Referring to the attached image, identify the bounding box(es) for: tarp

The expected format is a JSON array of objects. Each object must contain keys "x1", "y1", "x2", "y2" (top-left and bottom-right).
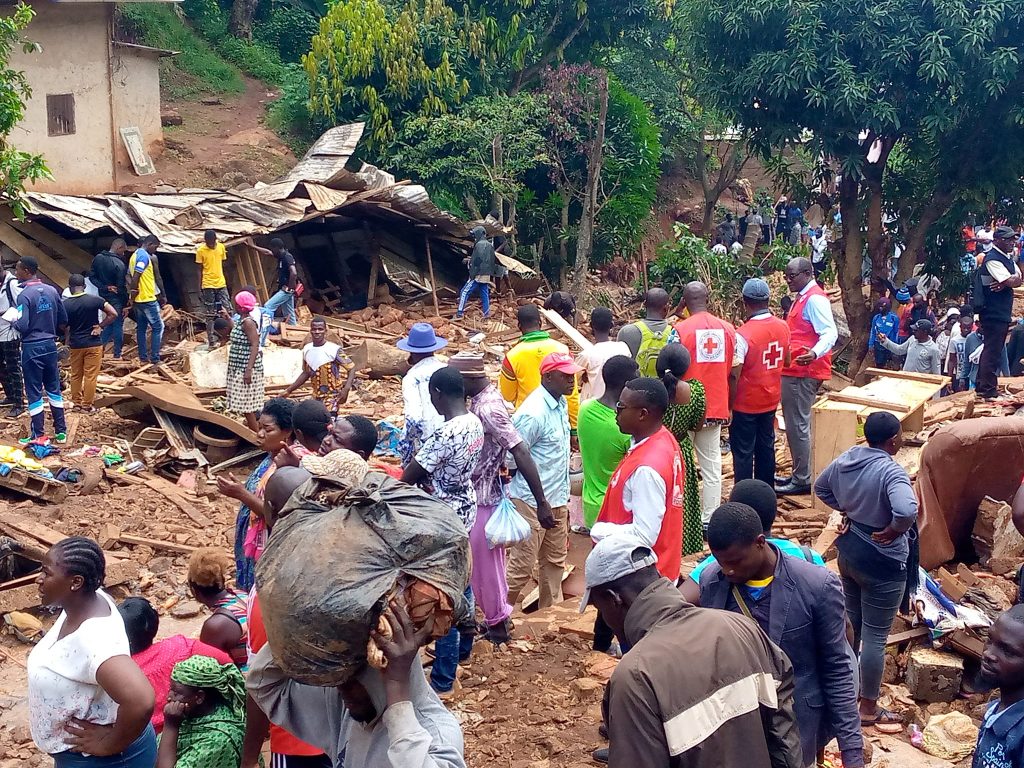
[{"x1": 916, "y1": 417, "x2": 1024, "y2": 568}]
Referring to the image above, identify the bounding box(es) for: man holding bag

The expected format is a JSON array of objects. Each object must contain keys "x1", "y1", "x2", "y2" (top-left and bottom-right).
[{"x1": 449, "y1": 351, "x2": 550, "y2": 645}]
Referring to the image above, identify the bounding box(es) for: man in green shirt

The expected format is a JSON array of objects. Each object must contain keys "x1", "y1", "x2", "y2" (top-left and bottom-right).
[{"x1": 577, "y1": 355, "x2": 638, "y2": 530}]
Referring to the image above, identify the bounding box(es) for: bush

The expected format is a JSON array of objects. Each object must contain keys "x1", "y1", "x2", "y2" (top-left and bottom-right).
[
  {"x1": 267, "y1": 64, "x2": 331, "y2": 152},
  {"x1": 256, "y1": 3, "x2": 319, "y2": 62}
]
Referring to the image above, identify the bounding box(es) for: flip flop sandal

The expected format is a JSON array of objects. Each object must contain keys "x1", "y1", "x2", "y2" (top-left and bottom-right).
[{"x1": 862, "y1": 708, "x2": 903, "y2": 733}]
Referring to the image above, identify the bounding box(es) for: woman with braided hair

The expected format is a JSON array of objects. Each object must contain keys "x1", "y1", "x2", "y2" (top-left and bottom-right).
[
  {"x1": 156, "y1": 656, "x2": 247, "y2": 768},
  {"x1": 27, "y1": 537, "x2": 157, "y2": 767}
]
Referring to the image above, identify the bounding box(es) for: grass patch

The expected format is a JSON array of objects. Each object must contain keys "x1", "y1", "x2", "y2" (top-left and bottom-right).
[{"x1": 118, "y1": 4, "x2": 245, "y2": 97}]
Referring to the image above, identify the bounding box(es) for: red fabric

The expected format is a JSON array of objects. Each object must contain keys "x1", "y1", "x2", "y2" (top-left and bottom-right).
[
  {"x1": 734, "y1": 316, "x2": 791, "y2": 414},
  {"x1": 781, "y1": 284, "x2": 832, "y2": 380},
  {"x1": 133, "y1": 635, "x2": 231, "y2": 733},
  {"x1": 371, "y1": 458, "x2": 404, "y2": 479},
  {"x1": 674, "y1": 311, "x2": 736, "y2": 420},
  {"x1": 248, "y1": 593, "x2": 326, "y2": 757},
  {"x1": 597, "y1": 427, "x2": 685, "y2": 581}
]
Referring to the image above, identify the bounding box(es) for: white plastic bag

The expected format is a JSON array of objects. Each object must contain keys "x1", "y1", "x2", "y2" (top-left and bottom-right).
[{"x1": 485, "y1": 495, "x2": 532, "y2": 549}]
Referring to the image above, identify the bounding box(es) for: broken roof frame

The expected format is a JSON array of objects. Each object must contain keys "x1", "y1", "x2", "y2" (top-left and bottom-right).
[{"x1": 18, "y1": 122, "x2": 536, "y2": 277}]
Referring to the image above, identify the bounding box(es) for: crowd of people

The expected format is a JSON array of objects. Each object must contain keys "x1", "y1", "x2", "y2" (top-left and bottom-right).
[{"x1": 9, "y1": 216, "x2": 1024, "y2": 768}]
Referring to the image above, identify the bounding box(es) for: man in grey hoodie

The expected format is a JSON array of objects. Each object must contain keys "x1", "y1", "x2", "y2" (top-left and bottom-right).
[
  {"x1": 814, "y1": 411, "x2": 918, "y2": 730},
  {"x1": 456, "y1": 226, "x2": 498, "y2": 319}
]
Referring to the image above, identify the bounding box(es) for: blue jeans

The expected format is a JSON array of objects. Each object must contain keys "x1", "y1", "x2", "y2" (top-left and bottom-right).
[
  {"x1": 22, "y1": 339, "x2": 66, "y2": 438},
  {"x1": 53, "y1": 724, "x2": 156, "y2": 767},
  {"x1": 134, "y1": 301, "x2": 163, "y2": 363},
  {"x1": 100, "y1": 306, "x2": 124, "y2": 358},
  {"x1": 456, "y1": 279, "x2": 490, "y2": 317},
  {"x1": 431, "y1": 588, "x2": 475, "y2": 693},
  {"x1": 264, "y1": 288, "x2": 297, "y2": 325},
  {"x1": 839, "y1": 554, "x2": 905, "y2": 700}
]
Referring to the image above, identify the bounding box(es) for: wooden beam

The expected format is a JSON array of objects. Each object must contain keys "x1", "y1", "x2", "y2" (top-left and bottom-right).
[
  {"x1": 540, "y1": 308, "x2": 593, "y2": 351},
  {"x1": 886, "y1": 626, "x2": 930, "y2": 646},
  {"x1": 4, "y1": 211, "x2": 93, "y2": 272},
  {"x1": 0, "y1": 219, "x2": 70, "y2": 285},
  {"x1": 424, "y1": 235, "x2": 440, "y2": 317},
  {"x1": 825, "y1": 391, "x2": 912, "y2": 412},
  {"x1": 864, "y1": 368, "x2": 948, "y2": 385},
  {"x1": 116, "y1": 533, "x2": 197, "y2": 554}
]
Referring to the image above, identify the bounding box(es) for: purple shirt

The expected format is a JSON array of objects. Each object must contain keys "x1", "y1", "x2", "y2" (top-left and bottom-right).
[{"x1": 469, "y1": 384, "x2": 523, "y2": 506}]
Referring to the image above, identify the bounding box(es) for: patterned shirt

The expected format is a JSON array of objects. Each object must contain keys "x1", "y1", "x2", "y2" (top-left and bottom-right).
[
  {"x1": 415, "y1": 412, "x2": 485, "y2": 530},
  {"x1": 974, "y1": 699, "x2": 1024, "y2": 768},
  {"x1": 302, "y1": 341, "x2": 354, "y2": 413},
  {"x1": 469, "y1": 384, "x2": 523, "y2": 506},
  {"x1": 398, "y1": 356, "x2": 446, "y2": 466}
]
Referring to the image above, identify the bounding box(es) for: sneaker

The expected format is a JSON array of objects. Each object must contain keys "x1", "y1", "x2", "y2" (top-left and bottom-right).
[
  {"x1": 54, "y1": 433, "x2": 67, "y2": 445},
  {"x1": 592, "y1": 747, "x2": 609, "y2": 764},
  {"x1": 6, "y1": 406, "x2": 24, "y2": 418}
]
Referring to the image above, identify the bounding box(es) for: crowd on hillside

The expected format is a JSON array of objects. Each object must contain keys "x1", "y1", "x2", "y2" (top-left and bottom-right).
[{"x1": 4, "y1": 218, "x2": 1024, "y2": 768}]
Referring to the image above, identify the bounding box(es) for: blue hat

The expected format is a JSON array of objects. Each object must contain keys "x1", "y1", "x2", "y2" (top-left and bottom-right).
[
  {"x1": 742, "y1": 278, "x2": 771, "y2": 301},
  {"x1": 895, "y1": 288, "x2": 911, "y2": 303},
  {"x1": 396, "y1": 322, "x2": 448, "y2": 353}
]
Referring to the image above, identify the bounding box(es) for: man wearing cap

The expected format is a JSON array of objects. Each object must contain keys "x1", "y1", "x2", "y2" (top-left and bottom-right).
[
  {"x1": 975, "y1": 225, "x2": 1022, "y2": 399},
  {"x1": 449, "y1": 350, "x2": 551, "y2": 645},
  {"x1": 500, "y1": 304, "x2": 580, "y2": 433},
  {"x1": 777, "y1": 257, "x2": 837, "y2": 496},
  {"x1": 730, "y1": 279, "x2": 791, "y2": 486},
  {"x1": 581, "y1": 537, "x2": 803, "y2": 768},
  {"x1": 396, "y1": 323, "x2": 448, "y2": 466},
  {"x1": 673, "y1": 281, "x2": 736, "y2": 519},
  {"x1": 877, "y1": 318, "x2": 942, "y2": 375},
  {"x1": 506, "y1": 351, "x2": 580, "y2": 610}
]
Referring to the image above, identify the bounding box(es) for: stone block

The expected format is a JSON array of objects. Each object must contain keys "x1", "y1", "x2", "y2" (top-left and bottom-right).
[{"x1": 906, "y1": 648, "x2": 964, "y2": 703}]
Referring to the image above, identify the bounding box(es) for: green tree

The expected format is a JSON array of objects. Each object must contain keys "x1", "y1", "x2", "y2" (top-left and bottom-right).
[
  {"x1": 676, "y1": 0, "x2": 1024, "y2": 368},
  {"x1": 0, "y1": 3, "x2": 48, "y2": 216}
]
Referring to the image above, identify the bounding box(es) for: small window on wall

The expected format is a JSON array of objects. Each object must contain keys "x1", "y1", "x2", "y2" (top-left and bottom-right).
[{"x1": 46, "y1": 93, "x2": 75, "y2": 136}]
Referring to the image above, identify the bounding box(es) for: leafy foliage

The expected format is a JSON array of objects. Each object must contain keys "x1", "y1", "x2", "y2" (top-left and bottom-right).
[{"x1": 0, "y1": 3, "x2": 49, "y2": 213}]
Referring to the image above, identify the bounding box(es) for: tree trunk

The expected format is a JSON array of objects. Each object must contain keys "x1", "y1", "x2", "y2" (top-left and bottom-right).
[
  {"x1": 569, "y1": 71, "x2": 609, "y2": 298},
  {"x1": 836, "y1": 174, "x2": 871, "y2": 376},
  {"x1": 228, "y1": 0, "x2": 259, "y2": 39},
  {"x1": 694, "y1": 139, "x2": 748, "y2": 236}
]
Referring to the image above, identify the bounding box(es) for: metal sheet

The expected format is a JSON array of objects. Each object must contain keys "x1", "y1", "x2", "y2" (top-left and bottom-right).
[
  {"x1": 284, "y1": 123, "x2": 365, "y2": 184},
  {"x1": 305, "y1": 184, "x2": 350, "y2": 212}
]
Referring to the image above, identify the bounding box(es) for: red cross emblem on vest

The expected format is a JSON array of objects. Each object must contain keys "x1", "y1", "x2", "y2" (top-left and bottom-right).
[
  {"x1": 762, "y1": 341, "x2": 784, "y2": 369},
  {"x1": 701, "y1": 335, "x2": 720, "y2": 358}
]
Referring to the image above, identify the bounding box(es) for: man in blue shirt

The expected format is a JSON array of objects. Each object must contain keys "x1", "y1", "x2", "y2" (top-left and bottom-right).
[
  {"x1": 869, "y1": 297, "x2": 900, "y2": 368},
  {"x1": 506, "y1": 351, "x2": 580, "y2": 611},
  {"x1": 12, "y1": 257, "x2": 68, "y2": 442},
  {"x1": 975, "y1": 605, "x2": 1024, "y2": 768}
]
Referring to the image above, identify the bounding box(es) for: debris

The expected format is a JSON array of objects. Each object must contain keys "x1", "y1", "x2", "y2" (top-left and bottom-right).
[
  {"x1": 170, "y1": 600, "x2": 203, "y2": 619},
  {"x1": 919, "y1": 712, "x2": 978, "y2": 761},
  {"x1": 540, "y1": 308, "x2": 593, "y2": 351},
  {"x1": 0, "y1": 467, "x2": 67, "y2": 503},
  {"x1": 936, "y1": 567, "x2": 969, "y2": 603},
  {"x1": 971, "y1": 496, "x2": 1024, "y2": 563},
  {"x1": 905, "y1": 648, "x2": 964, "y2": 703}
]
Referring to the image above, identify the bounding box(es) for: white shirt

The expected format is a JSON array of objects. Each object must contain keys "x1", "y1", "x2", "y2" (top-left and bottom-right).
[
  {"x1": 589, "y1": 436, "x2": 667, "y2": 547},
  {"x1": 28, "y1": 591, "x2": 130, "y2": 754},
  {"x1": 400, "y1": 356, "x2": 446, "y2": 464},
  {"x1": 983, "y1": 246, "x2": 1021, "y2": 284},
  {"x1": 0, "y1": 272, "x2": 22, "y2": 342},
  {"x1": 575, "y1": 340, "x2": 631, "y2": 401},
  {"x1": 799, "y1": 280, "x2": 839, "y2": 359},
  {"x1": 302, "y1": 340, "x2": 342, "y2": 371},
  {"x1": 945, "y1": 323, "x2": 963, "y2": 367}
]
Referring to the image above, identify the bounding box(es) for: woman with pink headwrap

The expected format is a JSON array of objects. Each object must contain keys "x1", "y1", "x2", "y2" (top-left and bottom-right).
[{"x1": 225, "y1": 291, "x2": 264, "y2": 432}]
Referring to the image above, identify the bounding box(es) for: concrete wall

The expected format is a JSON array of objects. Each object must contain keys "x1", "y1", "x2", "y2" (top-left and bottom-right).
[{"x1": 111, "y1": 46, "x2": 164, "y2": 180}]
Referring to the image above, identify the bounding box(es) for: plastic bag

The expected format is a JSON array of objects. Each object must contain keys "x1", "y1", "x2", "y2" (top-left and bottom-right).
[
  {"x1": 485, "y1": 495, "x2": 532, "y2": 549},
  {"x1": 256, "y1": 471, "x2": 470, "y2": 686}
]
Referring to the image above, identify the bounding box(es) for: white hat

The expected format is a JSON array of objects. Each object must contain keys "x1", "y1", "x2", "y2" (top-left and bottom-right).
[
  {"x1": 976, "y1": 228, "x2": 994, "y2": 243},
  {"x1": 579, "y1": 536, "x2": 657, "y2": 613},
  {"x1": 943, "y1": 307, "x2": 961, "y2": 321}
]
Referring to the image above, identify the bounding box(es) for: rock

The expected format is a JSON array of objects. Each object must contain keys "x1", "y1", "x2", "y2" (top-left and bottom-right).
[
  {"x1": 972, "y1": 496, "x2": 1024, "y2": 563},
  {"x1": 987, "y1": 557, "x2": 1022, "y2": 577},
  {"x1": 5, "y1": 723, "x2": 31, "y2": 744},
  {"x1": 200, "y1": 97, "x2": 223, "y2": 105},
  {"x1": 906, "y1": 648, "x2": 964, "y2": 703},
  {"x1": 583, "y1": 652, "x2": 618, "y2": 682},
  {"x1": 148, "y1": 556, "x2": 174, "y2": 575},
  {"x1": 170, "y1": 600, "x2": 203, "y2": 619},
  {"x1": 160, "y1": 111, "x2": 183, "y2": 127},
  {"x1": 569, "y1": 677, "x2": 604, "y2": 702}
]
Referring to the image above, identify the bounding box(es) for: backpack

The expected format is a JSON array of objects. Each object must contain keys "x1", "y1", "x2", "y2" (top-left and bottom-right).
[{"x1": 635, "y1": 320, "x2": 672, "y2": 377}]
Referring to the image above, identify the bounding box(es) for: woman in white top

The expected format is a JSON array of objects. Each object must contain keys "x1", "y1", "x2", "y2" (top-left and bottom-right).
[{"x1": 27, "y1": 537, "x2": 156, "y2": 767}]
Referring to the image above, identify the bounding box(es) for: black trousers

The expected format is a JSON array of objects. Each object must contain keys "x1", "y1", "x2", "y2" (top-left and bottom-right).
[
  {"x1": 593, "y1": 611, "x2": 631, "y2": 654},
  {"x1": 977, "y1": 318, "x2": 1010, "y2": 398},
  {"x1": 730, "y1": 409, "x2": 777, "y2": 486}
]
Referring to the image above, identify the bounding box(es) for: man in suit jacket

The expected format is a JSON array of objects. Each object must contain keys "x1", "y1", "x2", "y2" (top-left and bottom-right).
[{"x1": 699, "y1": 502, "x2": 863, "y2": 768}]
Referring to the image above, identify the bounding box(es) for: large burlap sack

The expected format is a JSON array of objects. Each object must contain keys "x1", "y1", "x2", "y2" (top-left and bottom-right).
[
  {"x1": 256, "y1": 471, "x2": 470, "y2": 686},
  {"x1": 920, "y1": 712, "x2": 979, "y2": 761}
]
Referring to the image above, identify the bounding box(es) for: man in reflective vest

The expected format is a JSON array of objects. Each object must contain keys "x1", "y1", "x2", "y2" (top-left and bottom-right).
[{"x1": 777, "y1": 258, "x2": 837, "y2": 495}]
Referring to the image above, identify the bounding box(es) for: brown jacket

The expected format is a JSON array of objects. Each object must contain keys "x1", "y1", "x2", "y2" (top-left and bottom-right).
[{"x1": 606, "y1": 579, "x2": 804, "y2": 768}]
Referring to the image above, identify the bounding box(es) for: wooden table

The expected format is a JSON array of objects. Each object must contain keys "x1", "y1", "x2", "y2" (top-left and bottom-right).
[{"x1": 809, "y1": 368, "x2": 946, "y2": 511}]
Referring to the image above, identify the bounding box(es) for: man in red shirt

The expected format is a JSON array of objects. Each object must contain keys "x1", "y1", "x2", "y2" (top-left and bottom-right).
[
  {"x1": 777, "y1": 258, "x2": 837, "y2": 495},
  {"x1": 674, "y1": 281, "x2": 736, "y2": 526},
  {"x1": 730, "y1": 278, "x2": 791, "y2": 486}
]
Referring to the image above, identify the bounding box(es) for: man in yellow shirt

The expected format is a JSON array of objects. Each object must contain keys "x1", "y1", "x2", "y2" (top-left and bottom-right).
[
  {"x1": 500, "y1": 304, "x2": 579, "y2": 432},
  {"x1": 196, "y1": 229, "x2": 230, "y2": 349},
  {"x1": 129, "y1": 234, "x2": 165, "y2": 366}
]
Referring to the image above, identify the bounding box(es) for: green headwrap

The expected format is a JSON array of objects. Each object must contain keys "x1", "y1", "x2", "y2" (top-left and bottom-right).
[{"x1": 171, "y1": 655, "x2": 246, "y2": 722}]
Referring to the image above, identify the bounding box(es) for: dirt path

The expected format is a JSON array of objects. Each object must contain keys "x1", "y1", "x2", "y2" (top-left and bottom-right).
[{"x1": 128, "y1": 75, "x2": 297, "y2": 193}]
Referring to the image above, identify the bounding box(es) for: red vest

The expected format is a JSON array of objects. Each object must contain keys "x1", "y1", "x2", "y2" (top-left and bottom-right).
[
  {"x1": 597, "y1": 427, "x2": 684, "y2": 581},
  {"x1": 674, "y1": 312, "x2": 736, "y2": 420},
  {"x1": 734, "y1": 313, "x2": 791, "y2": 414},
  {"x1": 781, "y1": 283, "x2": 832, "y2": 380}
]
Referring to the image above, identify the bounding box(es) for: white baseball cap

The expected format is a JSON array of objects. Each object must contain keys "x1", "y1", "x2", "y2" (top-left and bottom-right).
[{"x1": 579, "y1": 536, "x2": 658, "y2": 613}]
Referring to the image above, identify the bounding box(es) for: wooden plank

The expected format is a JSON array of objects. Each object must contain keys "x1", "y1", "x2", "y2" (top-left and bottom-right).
[
  {"x1": 812, "y1": 510, "x2": 844, "y2": 556},
  {"x1": 208, "y1": 448, "x2": 265, "y2": 475},
  {"x1": 249, "y1": 245, "x2": 271, "y2": 304},
  {"x1": 826, "y1": 391, "x2": 912, "y2": 412},
  {"x1": 540, "y1": 308, "x2": 593, "y2": 351},
  {"x1": 937, "y1": 566, "x2": 969, "y2": 603},
  {"x1": 521, "y1": 565, "x2": 575, "y2": 612},
  {"x1": 886, "y1": 626, "x2": 930, "y2": 645},
  {"x1": 0, "y1": 557, "x2": 137, "y2": 615},
  {"x1": 139, "y1": 477, "x2": 207, "y2": 527},
  {"x1": 117, "y1": 533, "x2": 196, "y2": 554},
  {"x1": 4, "y1": 211, "x2": 93, "y2": 272},
  {"x1": 0, "y1": 219, "x2": 71, "y2": 285},
  {"x1": 810, "y1": 405, "x2": 859, "y2": 513},
  {"x1": 865, "y1": 368, "x2": 948, "y2": 385},
  {"x1": 0, "y1": 573, "x2": 41, "y2": 591},
  {"x1": 0, "y1": 511, "x2": 126, "y2": 561}
]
